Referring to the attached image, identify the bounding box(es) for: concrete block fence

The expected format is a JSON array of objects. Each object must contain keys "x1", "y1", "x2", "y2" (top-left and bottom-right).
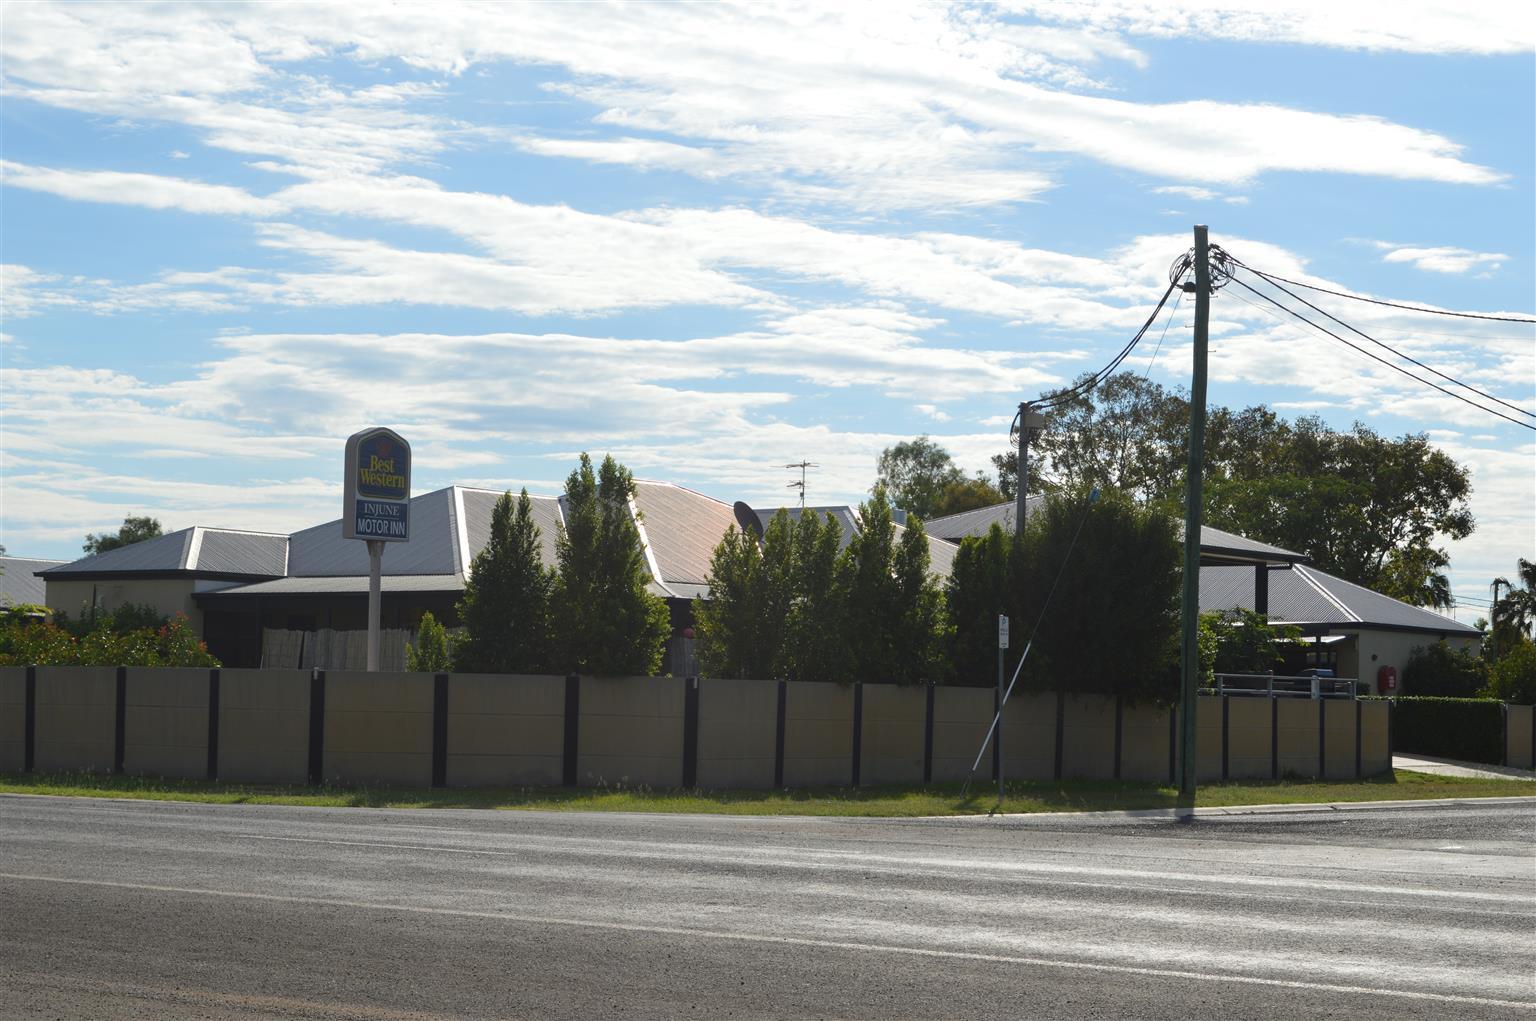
[{"x1": 0, "y1": 665, "x2": 1469, "y2": 790}]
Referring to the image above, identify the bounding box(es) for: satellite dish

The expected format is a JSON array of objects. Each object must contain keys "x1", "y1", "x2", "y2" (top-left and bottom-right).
[{"x1": 733, "y1": 501, "x2": 765, "y2": 540}]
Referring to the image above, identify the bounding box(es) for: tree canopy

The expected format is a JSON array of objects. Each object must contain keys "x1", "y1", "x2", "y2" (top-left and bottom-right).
[
  {"x1": 946, "y1": 489, "x2": 1181, "y2": 702},
  {"x1": 83, "y1": 515, "x2": 164, "y2": 556},
  {"x1": 874, "y1": 436, "x2": 966, "y2": 519},
  {"x1": 694, "y1": 491, "x2": 948, "y2": 685},
  {"x1": 454, "y1": 489, "x2": 555, "y2": 674},
  {"x1": 987, "y1": 371, "x2": 1474, "y2": 608},
  {"x1": 551, "y1": 453, "x2": 671, "y2": 676}
]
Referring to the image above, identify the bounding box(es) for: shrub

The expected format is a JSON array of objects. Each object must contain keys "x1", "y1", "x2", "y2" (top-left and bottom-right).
[
  {"x1": 407, "y1": 611, "x2": 454, "y2": 673},
  {"x1": 1386, "y1": 696, "x2": 1505, "y2": 765},
  {"x1": 1403, "y1": 640, "x2": 1488, "y2": 698},
  {"x1": 0, "y1": 613, "x2": 217, "y2": 668},
  {"x1": 1198, "y1": 607, "x2": 1303, "y2": 685},
  {"x1": 1484, "y1": 640, "x2": 1536, "y2": 705}
]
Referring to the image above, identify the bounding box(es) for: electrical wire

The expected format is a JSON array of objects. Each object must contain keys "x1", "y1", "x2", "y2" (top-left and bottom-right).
[
  {"x1": 1231, "y1": 261, "x2": 1536, "y2": 324},
  {"x1": 1226, "y1": 276, "x2": 1536, "y2": 432},
  {"x1": 1029, "y1": 271, "x2": 1187, "y2": 414},
  {"x1": 1232, "y1": 268, "x2": 1534, "y2": 420}
]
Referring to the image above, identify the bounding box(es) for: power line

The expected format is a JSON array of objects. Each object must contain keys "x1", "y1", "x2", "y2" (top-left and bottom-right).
[
  {"x1": 1232, "y1": 266, "x2": 1535, "y2": 421},
  {"x1": 1234, "y1": 263, "x2": 1536, "y2": 324},
  {"x1": 1226, "y1": 276, "x2": 1536, "y2": 432},
  {"x1": 1032, "y1": 271, "x2": 1186, "y2": 412}
]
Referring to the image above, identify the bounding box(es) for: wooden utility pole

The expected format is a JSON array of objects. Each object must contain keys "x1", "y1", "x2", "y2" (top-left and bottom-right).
[{"x1": 1178, "y1": 225, "x2": 1211, "y2": 804}]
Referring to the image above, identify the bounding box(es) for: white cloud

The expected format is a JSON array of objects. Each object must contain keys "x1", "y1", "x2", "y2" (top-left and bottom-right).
[
  {"x1": 0, "y1": 2, "x2": 1509, "y2": 215},
  {"x1": 3, "y1": 159, "x2": 277, "y2": 215},
  {"x1": 1376, "y1": 243, "x2": 1509, "y2": 275},
  {"x1": 1008, "y1": 1, "x2": 1536, "y2": 56}
]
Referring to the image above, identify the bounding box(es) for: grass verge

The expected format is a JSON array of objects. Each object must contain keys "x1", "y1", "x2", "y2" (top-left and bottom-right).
[{"x1": 1, "y1": 769, "x2": 1531, "y2": 816}]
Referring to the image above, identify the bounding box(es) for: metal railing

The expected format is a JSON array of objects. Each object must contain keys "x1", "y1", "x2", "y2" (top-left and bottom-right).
[{"x1": 1208, "y1": 672, "x2": 1362, "y2": 700}]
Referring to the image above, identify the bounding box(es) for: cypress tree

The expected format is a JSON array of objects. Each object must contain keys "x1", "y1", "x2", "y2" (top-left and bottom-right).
[
  {"x1": 454, "y1": 489, "x2": 554, "y2": 673},
  {"x1": 782, "y1": 510, "x2": 848, "y2": 684},
  {"x1": 551, "y1": 453, "x2": 671, "y2": 676}
]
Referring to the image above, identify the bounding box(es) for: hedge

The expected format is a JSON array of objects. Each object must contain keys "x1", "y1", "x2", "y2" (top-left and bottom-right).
[{"x1": 1376, "y1": 696, "x2": 1506, "y2": 765}]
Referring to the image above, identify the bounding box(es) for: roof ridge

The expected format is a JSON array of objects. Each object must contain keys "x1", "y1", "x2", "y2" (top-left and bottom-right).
[{"x1": 1295, "y1": 565, "x2": 1358, "y2": 621}]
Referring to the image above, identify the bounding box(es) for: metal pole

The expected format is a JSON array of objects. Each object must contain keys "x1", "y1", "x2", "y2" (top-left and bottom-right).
[
  {"x1": 997, "y1": 641, "x2": 1005, "y2": 804},
  {"x1": 1178, "y1": 225, "x2": 1211, "y2": 804},
  {"x1": 367, "y1": 539, "x2": 384, "y2": 672},
  {"x1": 1015, "y1": 402, "x2": 1029, "y2": 541}
]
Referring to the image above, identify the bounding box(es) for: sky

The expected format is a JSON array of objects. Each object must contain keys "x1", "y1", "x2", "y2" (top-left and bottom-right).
[{"x1": 2, "y1": 1, "x2": 1532, "y2": 622}]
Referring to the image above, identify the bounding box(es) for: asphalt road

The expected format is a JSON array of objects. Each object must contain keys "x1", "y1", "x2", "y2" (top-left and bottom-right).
[{"x1": 2, "y1": 796, "x2": 1533, "y2": 1020}]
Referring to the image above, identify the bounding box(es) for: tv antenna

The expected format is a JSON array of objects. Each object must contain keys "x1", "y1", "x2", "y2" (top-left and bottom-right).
[{"x1": 784, "y1": 460, "x2": 819, "y2": 508}]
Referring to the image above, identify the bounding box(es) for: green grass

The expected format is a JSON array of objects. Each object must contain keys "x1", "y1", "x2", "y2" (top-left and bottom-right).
[{"x1": 0, "y1": 769, "x2": 1530, "y2": 816}]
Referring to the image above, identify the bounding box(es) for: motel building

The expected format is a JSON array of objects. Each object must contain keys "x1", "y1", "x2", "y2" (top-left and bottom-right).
[{"x1": 33, "y1": 482, "x2": 1480, "y2": 688}]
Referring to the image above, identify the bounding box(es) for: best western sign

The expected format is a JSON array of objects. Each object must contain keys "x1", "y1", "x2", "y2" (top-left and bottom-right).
[{"x1": 343, "y1": 428, "x2": 412, "y2": 541}]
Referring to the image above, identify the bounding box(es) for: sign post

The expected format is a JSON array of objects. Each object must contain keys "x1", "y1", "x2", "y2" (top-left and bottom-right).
[
  {"x1": 997, "y1": 614, "x2": 1009, "y2": 804},
  {"x1": 343, "y1": 428, "x2": 412, "y2": 671}
]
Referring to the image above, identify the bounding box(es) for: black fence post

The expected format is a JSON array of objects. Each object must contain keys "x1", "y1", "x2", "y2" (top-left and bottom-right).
[
  {"x1": 1355, "y1": 699, "x2": 1363, "y2": 779},
  {"x1": 1167, "y1": 704, "x2": 1176, "y2": 786},
  {"x1": 23, "y1": 665, "x2": 36, "y2": 773},
  {"x1": 1270, "y1": 697, "x2": 1279, "y2": 780},
  {"x1": 113, "y1": 666, "x2": 127, "y2": 775},
  {"x1": 1220, "y1": 694, "x2": 1230, "y2": 782},
  {"x1": 773, "y1": 680, "x2": 787, "y2": 788},
  {"x1": 923, "y1": 684, "x2": 935, "y2": 784},
  {"x1": 562, "y1": 674, "x2": 580, "y2": 787},
  {"x1": 1052, "y1": 690, "x2": 1066, "y2": 781},
  {"x1": 851, "y1": 683, "x2": 863, "y2": 788},
  {"x1": 1113, "y1": 696, "x2": 1123, "y2": 781},
  {"x1": 307, "y1": 669, "x2": 326, "y2": 786},
  {"x1": 432, "y1": 673, "x2": 449, "y2": 788},
  {"x1": 1317, "y1": 697, "x2": 1326, "y2": 780},
  {"x1": 682, "y1": 677, "x2": 700, "y2": 789},
  {"x1": 206, "y1": 668, "x2": 221, "y2": 781}
]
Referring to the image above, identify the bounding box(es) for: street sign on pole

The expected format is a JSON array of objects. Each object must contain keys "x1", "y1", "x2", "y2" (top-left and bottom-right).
[
  {"x1": 998, "y1": 614, "x2": 1010, "y2": 650},
  {"x1": 343, "y1": 428, "x2": 412, "y2": 671}
]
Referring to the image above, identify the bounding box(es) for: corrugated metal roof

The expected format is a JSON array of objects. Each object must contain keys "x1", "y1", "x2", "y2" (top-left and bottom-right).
[
  {"x1": 40, "y1": 528, "x2": 195, "y2": 574},
  {"x1": 288, "y1": 488, "x2": 460, "y2": 577},
  {"x1": 458, "y1": 488, "x2": 562, "y2": 570},
  {"x1": 1189, "y1": 523, "x2": 1305, "y2": 563},
  {"x1": 200, "y1": 574, "x2": 466, "y2": 597},
  {"x1": 193, "y1": 529, "x2": 289, "y2": 575},
  {"x1": 2, "y1": 556, "x2": 66, "y2": 605},
  {"x1": 1199, "y1": 564, "x2": 1478, "y2": 635},
  {"x1": 925, "y1": 496, "x2": 1047, "y2": 541},
  {"x1": 634, "y1": 481, "x2": 738, "y2": 586}
]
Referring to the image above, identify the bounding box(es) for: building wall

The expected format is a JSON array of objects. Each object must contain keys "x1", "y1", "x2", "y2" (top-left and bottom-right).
[
  {"x1": 1335, "y1": 629, "x2": 1481, "y2": 695},
  {"x1": 45, "y1": 577, "x2": 204, "y2": 630}
]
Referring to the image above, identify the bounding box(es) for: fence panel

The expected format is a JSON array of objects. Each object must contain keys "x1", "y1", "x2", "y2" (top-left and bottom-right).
[
  {"x1": 696, "y1": 677, "x2": 778, "y2": 789},
  {"x1": 446, "y1": 673, "x2": 566, "y2": 787},
  {"x1": 578, "y1": 676, "x2": 685, "y2": 788},
  {"x1": 34, "y1": 666, "x2": 117, "y2": 772}
]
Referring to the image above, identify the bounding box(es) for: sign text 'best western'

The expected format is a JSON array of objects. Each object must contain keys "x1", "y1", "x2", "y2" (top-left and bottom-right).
[{"x1": 343, "y1": 427, "x2": 412, "y2": 542}]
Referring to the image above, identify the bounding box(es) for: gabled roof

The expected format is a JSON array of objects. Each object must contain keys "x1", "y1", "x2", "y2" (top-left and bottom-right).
[
  {"x1": 2, "y1": 556, "x2": 67, "y2": 605},
  {"x1": 1200, "y1": 563, "x2": 1477, "y2": 636},
  {"x1": 925, "y1": 499, "x2": 1306, "y2": 566},
  {"x1": 633, "y1": 481, "x2": 738, "y2": 588},
  {"x1": 38, "y1": 527, "x2": 288, "y2": 579}
]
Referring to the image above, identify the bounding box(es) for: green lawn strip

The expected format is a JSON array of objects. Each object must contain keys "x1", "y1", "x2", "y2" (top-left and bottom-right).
[{"x1": 1, "y1": 769, "x2": 1530, "y2": 816}]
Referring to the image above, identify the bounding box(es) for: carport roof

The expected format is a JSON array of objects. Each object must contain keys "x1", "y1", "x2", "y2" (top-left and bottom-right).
[{"x1": 1200, "y1": 563, "x2": 1477, "y2": 636}]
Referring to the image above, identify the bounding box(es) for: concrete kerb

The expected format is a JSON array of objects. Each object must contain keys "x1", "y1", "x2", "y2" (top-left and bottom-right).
[{"x1": 932, "y1": 794, "x2": 1536, "y2": 825}]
